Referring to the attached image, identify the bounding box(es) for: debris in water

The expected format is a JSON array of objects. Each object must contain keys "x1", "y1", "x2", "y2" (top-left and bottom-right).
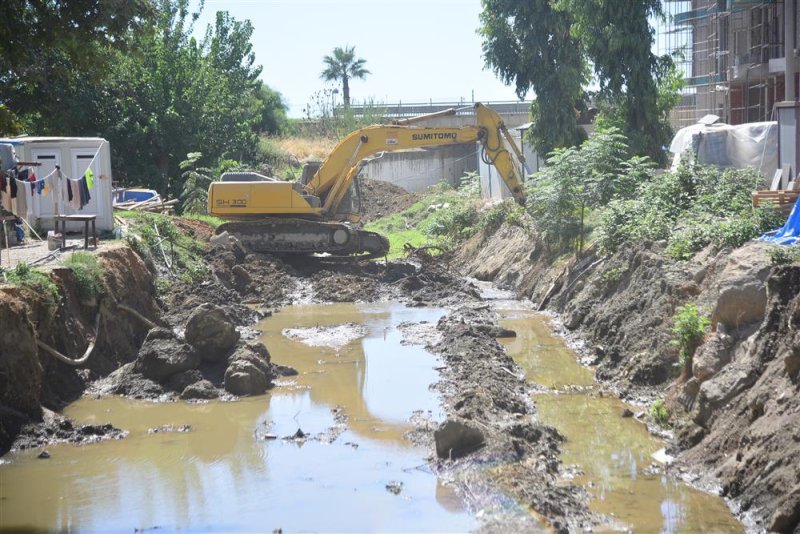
[
  {"x1": 621, "y1": 408, "x2": 634, "y2": 418},
  {"x1": 651, "y1": 448, "x2": 675, "y2": 465},
  {"x1": 37, "y1": 450, "x2": 50, "y2": 459},
  {"x1": 385, "y1": 481, "x2": 403, "y2": 495},
  {"x1": 148, "y1": 425, "x2": 192, "y2": 434}
]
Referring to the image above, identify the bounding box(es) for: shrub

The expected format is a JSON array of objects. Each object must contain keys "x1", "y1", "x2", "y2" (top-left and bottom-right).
[
  {"x1": 64, "y1": 252, "x2": 104, "y2": 301},
  {"x1": 601, "y1": 266, "x2": 623, "y2": 283},
  {"x1": 671, "y1": 303, "x2": 710, "y2": 369},
  {"x1": 526, "y1": 127, "x2": 653, "y2": 253},
  {"x1": 650, "y1": 399, "x2": 670, "y2": 427},
  {"x1": 768, "y1": 245, "x2": 800, "y2": 266},
  {"x1": 598, "y1": 162, "x2": 783, "y2": 259}
]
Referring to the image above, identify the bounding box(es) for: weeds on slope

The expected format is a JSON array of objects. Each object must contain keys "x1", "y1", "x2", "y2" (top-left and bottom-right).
[
  {"x1": 119, "y1": 211, "x2": 208, "y2": 289},
  {"x1": 364, "y1": 173, "x2": 525, "y2": 258}
]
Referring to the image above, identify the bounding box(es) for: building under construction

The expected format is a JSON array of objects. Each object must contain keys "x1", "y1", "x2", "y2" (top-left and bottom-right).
[{"x1": 657, "y1": 0, "x2": 799, "y2": 129}]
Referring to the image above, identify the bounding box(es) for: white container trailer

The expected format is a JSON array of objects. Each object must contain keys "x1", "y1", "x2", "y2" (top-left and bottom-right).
[{"x1": 0, "y1": 136, "x2": 114, "y2": 232}]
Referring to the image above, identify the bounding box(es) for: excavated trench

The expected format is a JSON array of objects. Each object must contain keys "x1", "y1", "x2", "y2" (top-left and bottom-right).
[
  {"x1": 0, "y1": 302, "x2": 475, "y2": 532},
  {"x1": 1, "y1": 295, "x2": 743, "y2": 532}
]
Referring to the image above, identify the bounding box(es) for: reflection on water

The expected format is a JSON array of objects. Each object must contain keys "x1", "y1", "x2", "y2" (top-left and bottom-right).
[
  {"x1": 0, "y1": 303, "x2": 474, "y2": 533},
  {"x1": 499, "y1": 311, "x2": 743, "y2": 533}
]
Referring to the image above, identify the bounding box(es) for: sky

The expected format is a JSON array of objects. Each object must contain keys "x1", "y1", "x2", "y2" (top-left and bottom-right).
[{"x1": 194, "y1": 0, "x2": 529, "y2": 117}]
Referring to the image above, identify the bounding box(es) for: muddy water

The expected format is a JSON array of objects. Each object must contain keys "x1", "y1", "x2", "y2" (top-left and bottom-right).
[
  {"x1": 498, "y1": 309, "x2": 743, "y2": 533},
  {"x1": 0, "y1": 303, "x2": 474, "y2": 532}
]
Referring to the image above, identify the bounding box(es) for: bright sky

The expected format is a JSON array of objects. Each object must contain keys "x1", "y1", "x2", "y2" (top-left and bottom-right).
[{"x1": 195, "y1": 0, "x2": 529, "y2": 117}]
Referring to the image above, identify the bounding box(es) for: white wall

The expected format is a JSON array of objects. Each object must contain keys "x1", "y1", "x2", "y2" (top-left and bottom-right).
[{"x1": 360, "y1": 144, "x2": 477, "y2": 193}]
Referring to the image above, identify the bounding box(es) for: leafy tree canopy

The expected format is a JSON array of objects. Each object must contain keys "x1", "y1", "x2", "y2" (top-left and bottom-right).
[{"x1": 480, "y1": 0, "x2": 680, "y2": 163}]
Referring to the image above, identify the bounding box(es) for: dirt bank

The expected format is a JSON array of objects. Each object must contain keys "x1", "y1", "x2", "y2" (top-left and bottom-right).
[
  {"x1": 1, "y1": 245, "x2": 161, "y2": 452},
  {"x1": 427, "y1": 305, "x2": 594, "y2": 532},
  {"x1": 456, "y1": 222, "x2": 800, "y2": 532}
]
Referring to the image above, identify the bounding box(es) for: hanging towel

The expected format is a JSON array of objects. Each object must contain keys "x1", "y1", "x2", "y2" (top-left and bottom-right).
[
  {"x1": 14, "y1": 179, "x2": 28, "y2": 216},
  {"x1": 78, "y1": 177, "x2": 91, "y2": 209},
  {"x1": 70, "y1": 180, "x2": 81, "y2": 209},
  {"x1": 9, "y1": 172, "x2": 17, "y2": 198},
  {"x1": 0, "y1": 174, "x2": 9, "y2": 211},
  {"x1": 84, "y1": 167, "x2": 94, "y2": 190}
]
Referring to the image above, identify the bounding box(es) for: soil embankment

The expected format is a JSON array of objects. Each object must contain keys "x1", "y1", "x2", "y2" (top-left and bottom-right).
[{"x1": 456, "y1": 222, "x2": 800, "y2": 532}]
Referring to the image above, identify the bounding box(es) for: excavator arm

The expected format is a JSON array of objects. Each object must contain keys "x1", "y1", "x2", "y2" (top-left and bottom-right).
[{"x1": 306, "y1": 103, "x2": 527, "y2": 216}]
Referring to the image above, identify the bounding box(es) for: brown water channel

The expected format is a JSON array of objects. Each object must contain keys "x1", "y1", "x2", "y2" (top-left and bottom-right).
[
  {"x1": 497, "y1": 307, "x2": 743, "y2": 533},
  {"x1": 0, "y1": 303, "x2": 474, "y2": 532}
]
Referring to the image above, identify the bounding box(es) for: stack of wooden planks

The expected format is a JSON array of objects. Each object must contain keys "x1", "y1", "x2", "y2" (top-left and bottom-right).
[
  {"x1": 752, "y1": 189, "x2": 800, "y2": 214},
  {"x1": 113, "y1": 196, "x2": 178, "y2": 214}
]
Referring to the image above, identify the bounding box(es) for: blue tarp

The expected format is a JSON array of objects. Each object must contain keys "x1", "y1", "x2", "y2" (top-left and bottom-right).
[{"x1": 760, "y1": 196, "x2": 800, "y2": 245}]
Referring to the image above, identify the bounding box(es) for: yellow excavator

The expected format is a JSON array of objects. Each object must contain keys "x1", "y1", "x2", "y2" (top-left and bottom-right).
[{"x1": 208, "y1": 102, "x2": 528, "y2": 258}]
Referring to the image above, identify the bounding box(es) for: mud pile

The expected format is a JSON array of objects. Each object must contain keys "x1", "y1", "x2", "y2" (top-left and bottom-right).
[
  {"x1": 456, "y1": 222, "x2": 800, "y2": 531},
  {"x1": 359, "y1": 178, "x2": 420, "y2": 222},
  {"x1": 428, "y1": 305, "x2": 593, "y2": 533}
]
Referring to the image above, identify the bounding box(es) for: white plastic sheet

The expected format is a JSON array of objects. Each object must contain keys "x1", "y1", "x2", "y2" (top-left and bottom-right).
[{"x1": 670, "y1": 121, "x2": 777, "y2": 185}]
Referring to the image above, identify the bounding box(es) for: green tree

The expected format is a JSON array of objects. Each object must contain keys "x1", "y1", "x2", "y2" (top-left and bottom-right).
[
  {"x1": 256, "y1": 85, "x2": 289, "y2": 135},
  {"x1": 0, "y1": 0, "x2": 155, "y2": 133},
  {"x1": 320, "y1": 46, "x2": 370, "y2": 107},
  {"x1": 97, "y1": 0, "x2": 264, "y2": 195},
  {"x1": 479, "y1": 0, "x2": 677, "y2": 162},
  {"x1": 479, "y1": 0, "x2": 587, "y2": 157}
]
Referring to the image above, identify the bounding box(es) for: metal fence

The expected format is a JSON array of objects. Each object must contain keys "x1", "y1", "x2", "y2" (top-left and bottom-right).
[{"x1": 348, "y1": 100, "x2": 532, "y2": 118}]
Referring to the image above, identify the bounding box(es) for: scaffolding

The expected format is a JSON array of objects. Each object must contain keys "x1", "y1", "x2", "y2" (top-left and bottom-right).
[{"x1": 657, "y1": 0, "x2": 786, "y2": 130}]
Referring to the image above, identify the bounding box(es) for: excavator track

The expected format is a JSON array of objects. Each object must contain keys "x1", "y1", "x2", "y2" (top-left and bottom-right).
[{"x1": 215, "y1": 218, "x2": 389, "y2": 259}]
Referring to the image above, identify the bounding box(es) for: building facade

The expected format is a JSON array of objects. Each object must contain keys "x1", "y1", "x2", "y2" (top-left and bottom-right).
[{"x1": 658, "y1": 0, "x2": 799, "y2": 129}]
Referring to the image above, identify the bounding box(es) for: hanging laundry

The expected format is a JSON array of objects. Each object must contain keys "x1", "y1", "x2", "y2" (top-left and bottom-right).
[
  {"x1": 69, "y1": 179, "x2": 81, "y2": 209},
  {"x1": 84, "y1": 167, "x2": 94, "y2": 189},
  {"x1": 36, "y1": 179, "x2": 45, "y2": 195},
  {"x1": 29, "y1": 172, "x2": 37, "y2": 195},
  {"x1": 0, "y1": 174, "x2": 9, "y2": 211},
  {"x1": 78, "y1": 176, "x2": 91, "y2": 209},
  {"x1": 41, "y1": 174, "x2": 52, "y2": 196},
  {"x1": 13, "y1": 179, "x2": 28, "y2": 216},
  {"x1": 9, "y1": 172, "x2": 17, "y2": 198}
]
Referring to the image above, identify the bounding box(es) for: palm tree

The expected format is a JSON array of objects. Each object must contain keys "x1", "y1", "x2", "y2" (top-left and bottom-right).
[{"x1": 320, "y1": 45, "x2": 370, "y2": 107}]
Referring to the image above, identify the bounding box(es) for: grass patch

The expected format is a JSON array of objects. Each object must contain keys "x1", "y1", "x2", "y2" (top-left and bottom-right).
[
  {"x1": 119, "y1": 211, "x2": 209, "y2": 287},
  {"x1": 5, "y1": 262, "x2": 60, "y2": 320},
  {"x1": 64, "y1": 251, "x2": 104, "y2": 301},
  {"x1": 184, "y1": 213, "x2": 225, "y2": 229}
]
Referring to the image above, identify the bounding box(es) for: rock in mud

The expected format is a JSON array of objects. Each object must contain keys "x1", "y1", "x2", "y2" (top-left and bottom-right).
[
  {"x1": 709, "y1": 244, "x2": 772, "y2": 330},
  {"x1": 167, "y1": 369, "x2": 204, "y2": 393},
  {"x1": 185, "y1": 303, "x2": 240, "y2": 362},
  {"x1": 434, "y1": 420, "x2": 485, "y2": 459},
  {"x1": 180, "y1": 380, "x2": 219, "y2": 400},
  {"x1": 692, "y1": 332, "x2": 734, "y2": 381},
  {"x1": 135, "y1": 328, "x2": 200, "y2": 383},
  {"x1": 224, "y1": 360, "x2": 268, "y2": 396}
]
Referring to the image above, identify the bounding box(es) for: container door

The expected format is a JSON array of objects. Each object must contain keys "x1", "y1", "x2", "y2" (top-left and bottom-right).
[
  {"x1": 28, "y1": 148, "x2": 61, "y2": 224},
  {"x1": 69, "y1": 147, "x2": 104, "y2": 220}
]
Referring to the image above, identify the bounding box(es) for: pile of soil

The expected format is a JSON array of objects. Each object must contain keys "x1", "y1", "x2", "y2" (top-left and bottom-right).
[
  {"x1": 428, "y1": 305, "x2": 594, "y2": 532},
  {"x1": 455, "y1": 221, "x2": 800, "y2": 531},
  {"x1": 359, "y1": 178, "x2": 420, "y2": 222}
]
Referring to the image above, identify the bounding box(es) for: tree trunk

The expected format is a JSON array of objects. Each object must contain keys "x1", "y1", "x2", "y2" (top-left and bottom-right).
[
  {"x1": 158, "y1": 153, "x2": 170, "y2": 198},
  {"x1": 342, "y1": 75, "x2": 350, "y2": 107}
]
